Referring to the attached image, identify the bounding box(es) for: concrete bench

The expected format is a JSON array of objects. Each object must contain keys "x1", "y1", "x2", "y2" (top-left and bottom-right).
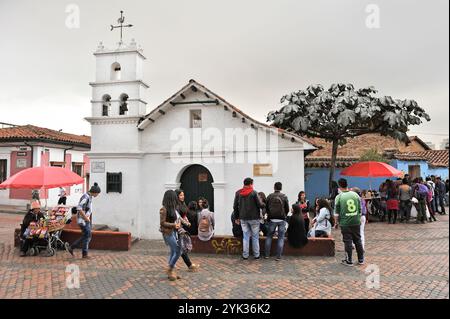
[{"x1": 190, "y1": 235, "x2": 335, "y2": 257}]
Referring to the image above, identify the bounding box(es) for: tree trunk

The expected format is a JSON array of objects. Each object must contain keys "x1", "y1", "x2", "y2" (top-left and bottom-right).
[{"x1": 328, "y1": 139, "x2": 339, "y2": 195}]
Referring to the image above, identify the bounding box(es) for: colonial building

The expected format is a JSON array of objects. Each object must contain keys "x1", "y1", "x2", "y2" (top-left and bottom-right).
[
  {"x1": 86, "y1": 40, "x2": 316, "y2": 239},
  {"x1": 0, "y1": 124, "x2": 91, "y2": 210}
]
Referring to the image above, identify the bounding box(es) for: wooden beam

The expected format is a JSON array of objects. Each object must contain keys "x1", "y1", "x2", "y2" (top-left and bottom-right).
[
  {"x1": 204, "y1": 92, "x2": 210, "y2": 98},
  {"x1": 159, "y1": 109, "x2": 166, "y2": 115},
  {"x1": 180, "y1": 93, "x2": 186, "y2": 99},
  {"x1": 224, "y1": 105, "x2": 229, "y2": 111},
  {"x1": 191, "y1": 86, "x2": 198, "y2": 92},
  {"x1": 232, "y1": 111, "x2": 237, "y2": 118},
  {"x1": 171, "y1": 100, "x2": 218, "y2": 106},
  {"x1": 242, "y1": 117, "x2": 246, "y2": 123},
  {"x1": 148, "y1": 118, "x2": 155, "y2": 122}
]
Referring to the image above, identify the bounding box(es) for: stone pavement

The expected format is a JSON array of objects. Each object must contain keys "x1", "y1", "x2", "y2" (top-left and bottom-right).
[{"x1": 0, "y1": 211, "x2": 448, "y2": 299}]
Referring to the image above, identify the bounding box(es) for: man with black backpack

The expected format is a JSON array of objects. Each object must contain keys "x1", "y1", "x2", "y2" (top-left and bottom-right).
[{"x1": 264, "y1": 182, "x2": 290, "y2": 261}]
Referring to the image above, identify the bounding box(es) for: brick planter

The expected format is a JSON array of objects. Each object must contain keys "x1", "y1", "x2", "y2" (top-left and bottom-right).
[
  {"x1": 190, "y1": 235, "x2": 335, "y2": 257},
  {"x1": 14, "y1": 227, "x2": 131, "y2": 251}
]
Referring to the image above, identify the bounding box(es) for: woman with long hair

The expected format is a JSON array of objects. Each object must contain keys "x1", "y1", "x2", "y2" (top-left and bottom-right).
[
  {"x1": 386, "y1": 180, "x2": 400, "y2": 224},
  {"x1": 295, "y1": 191, "x2": 310, "y2": 232},
  {"x1": 287, "y1": 204, "x2": 309, "y2": 248},
  {"x1": 186, "y1": 201, "x2": 199, "y2": 235},
  {"x1": 175, "y1": 189, "x2": 200, "y2": 273},
  {"x1": 311, "y1": 198, "x2": 334, "y2": 238},
  {"x1": 159, "y1": 190, "x2": 182, "y2": 281},
  {"x1": 258, "y1": 192, "x2": 268, "y2": 236}
]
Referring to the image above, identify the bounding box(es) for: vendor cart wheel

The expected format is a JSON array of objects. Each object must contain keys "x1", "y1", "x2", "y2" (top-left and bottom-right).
[
  {"x1": 27, "y1": 247, "x2": 35, "y2": 256},
  {"x1": 46, "y1": 247, "x2": 56, "y2": 257}
]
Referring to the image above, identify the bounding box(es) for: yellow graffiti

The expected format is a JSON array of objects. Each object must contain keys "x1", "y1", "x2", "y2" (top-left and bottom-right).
[{"x1": 211, "y1": 238, "x2": 242, "y2": 255}]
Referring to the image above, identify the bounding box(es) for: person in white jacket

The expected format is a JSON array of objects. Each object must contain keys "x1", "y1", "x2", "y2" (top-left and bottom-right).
[{"x1": 311, "y1": 198, "x2": 334, "y2": 238}]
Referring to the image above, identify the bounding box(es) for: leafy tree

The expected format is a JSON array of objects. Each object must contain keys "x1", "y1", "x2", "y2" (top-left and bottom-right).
[
  {"x1": 359, "y1": 148, "x2": 389, "y2": 163},
  {"x1": 267, "y1": 83, "x2": 431, "y2": 193}
]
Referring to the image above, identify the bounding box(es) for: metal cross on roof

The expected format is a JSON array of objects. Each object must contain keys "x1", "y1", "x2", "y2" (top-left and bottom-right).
[{"x1": 110, "y1": 10, "x2": 133, "y2": 43}]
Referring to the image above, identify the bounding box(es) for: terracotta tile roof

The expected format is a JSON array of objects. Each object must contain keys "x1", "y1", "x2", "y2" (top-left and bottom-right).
[
  {"x1": 393, "y1": 153, "x2": 428, "y2": 161},
  {"x1": 396, "y1": 150, "x2": 449, "y2": 168},
  {"x1": 0, "y1": 125, "x2": 91, "y2": 147},
  {"x1": 305, "y1": 157, "x2": 359, "y2": 168},
  {"x1": 306, "y1": 133, "x2": 430, "y2": 160}
]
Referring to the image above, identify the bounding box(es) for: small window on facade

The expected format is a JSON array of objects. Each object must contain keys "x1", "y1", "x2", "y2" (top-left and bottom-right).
[
  {"x1": 107, "y1": 172, "x2": 122, "y2": 193},
  {"x1": 102, "y1": 94, "x2": 111, "y2": 116},
  {"x1": 119, "y1": 93, "x2": 129, "y2": 115},
  {"x1": 50, "y1": 162, "x2": 64, "y2": 168},
  {"x1": 190, "y1": 110, "x2": 202, "y2": 128},
  {"x1": 0, "y1": 159, "x2": 7, "y2": 183},
  {"x1": 111, "y1": 62, "x2": 121, "y2": 80},
  {"x1": 72, "y1": 163, "x2": 84, "y2": 177}
]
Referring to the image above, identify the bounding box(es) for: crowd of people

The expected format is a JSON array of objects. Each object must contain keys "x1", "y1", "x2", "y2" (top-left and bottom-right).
[
  {"x1": 159, "y1": 176, "x2": 374, "y2": 281},
  {"x1": 375, "y1": 174, "x2": 448, "y2": 224}
]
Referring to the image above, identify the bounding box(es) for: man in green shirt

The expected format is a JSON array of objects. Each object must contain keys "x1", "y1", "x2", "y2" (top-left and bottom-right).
[{"x1": 334, "y1": 178, "x2": 365, "y2": 266}]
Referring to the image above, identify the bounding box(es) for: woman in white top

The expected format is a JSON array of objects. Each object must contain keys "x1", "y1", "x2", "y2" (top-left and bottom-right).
[
  {"x1": 197, "y1": 199, "x2": 215, "y2": 241},
  {"x1": 311, "y1": 198, "x2": 334, "y2": 238}
]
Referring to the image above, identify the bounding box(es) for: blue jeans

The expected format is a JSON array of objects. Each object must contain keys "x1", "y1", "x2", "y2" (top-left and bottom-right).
[
  {"x1": 163, "y1": 231, "x2": 181, "y2": 268},
  {"x1": 71, "y1": 222, "x2": 92, "y2": 256},
  {"x1": 241, "y1": 219, "x2": 261, "y2": 258},
  {"x1": 264, "y1": 220, "x2": 286, "y2": 258}
]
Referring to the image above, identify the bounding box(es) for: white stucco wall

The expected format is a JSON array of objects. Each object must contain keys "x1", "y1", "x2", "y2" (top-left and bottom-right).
[{"x1": 90, "y1": 93, "x2": 308, "y2": 239}]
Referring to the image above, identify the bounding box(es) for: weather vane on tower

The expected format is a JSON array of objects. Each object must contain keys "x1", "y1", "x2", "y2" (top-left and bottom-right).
[{"x1": 110, "y1": 10, "x2": 133, "y2": 43}]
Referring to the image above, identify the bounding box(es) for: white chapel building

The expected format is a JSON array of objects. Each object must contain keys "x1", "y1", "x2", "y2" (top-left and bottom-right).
[{"x1": 86, "y1": 40, "x2": 316, "y2": 239}]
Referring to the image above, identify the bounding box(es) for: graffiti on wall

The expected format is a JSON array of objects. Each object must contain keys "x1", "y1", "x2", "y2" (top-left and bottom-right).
[{"x1": 211, "y1": 238, "x2": 242, "y2": 255}]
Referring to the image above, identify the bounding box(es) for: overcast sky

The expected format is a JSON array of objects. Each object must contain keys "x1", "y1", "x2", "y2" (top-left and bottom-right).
[{"x1": 0, "y1": 0, "x2": 448, "y2": 147}]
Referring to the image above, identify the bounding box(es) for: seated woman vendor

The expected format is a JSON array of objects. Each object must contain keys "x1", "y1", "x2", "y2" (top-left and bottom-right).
[{"x1": 20, "y1": 201, "x2": 44, "y2": 257}]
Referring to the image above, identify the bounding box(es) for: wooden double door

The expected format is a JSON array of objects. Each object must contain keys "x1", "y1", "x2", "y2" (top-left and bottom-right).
[{"x1": 180, "y1": 165, "x2": 214, "y2": 211}]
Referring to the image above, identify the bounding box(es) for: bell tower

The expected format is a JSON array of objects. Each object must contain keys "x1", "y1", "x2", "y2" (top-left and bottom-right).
[
  {"x1": 89, "y1": 39, "x2": 148, "y2": 118},
  {"x1": 86, "y1": 33, "x2": 149, "y2": 152}
]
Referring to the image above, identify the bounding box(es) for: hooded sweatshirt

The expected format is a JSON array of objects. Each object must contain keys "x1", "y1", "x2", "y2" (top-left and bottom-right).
[{"x1": 233, "y1": 185, "x2": 265, "y2": 220}]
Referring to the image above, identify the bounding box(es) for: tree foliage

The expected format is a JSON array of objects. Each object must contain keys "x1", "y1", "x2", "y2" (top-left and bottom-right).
[
  {"x1": 268, "y1": 83, "x2": 430, "y2": 145},
  {"x1": 359, "y1": 148, "x2": 389, "y2": 163},
  {"x1": 267, "y1": 83, "x2": 431, "y2": 191}
]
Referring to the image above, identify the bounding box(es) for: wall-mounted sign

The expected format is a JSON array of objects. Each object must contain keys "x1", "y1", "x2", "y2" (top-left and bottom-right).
[
  {"x1": 91, "y1": 161, "x2": 105, "y2": 173},
  {"x1": 16, "y1": 159, "x2": 27, "y2": 168},
  {"x1": 253, "y1": 164, "x2": 273, "y2": 177},
  {"x1": 198, "y1": 173, "x2": 208, "y2": 182},
  {"x1": 17, "y1": 152, "x2": 28, "y2": 156}
]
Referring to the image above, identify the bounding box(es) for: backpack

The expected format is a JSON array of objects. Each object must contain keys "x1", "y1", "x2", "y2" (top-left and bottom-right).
[
  {"x1": 199, "y1": 214, "x2": 211, "y2": 233},
  {"x1": 268, "y1": 194, "x2": 285, "y2": 219}
]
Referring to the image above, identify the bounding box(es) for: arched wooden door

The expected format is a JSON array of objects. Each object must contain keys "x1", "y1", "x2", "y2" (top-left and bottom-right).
[{"x1": 180, "y1": 165, "x2": 214, "y2": 211}]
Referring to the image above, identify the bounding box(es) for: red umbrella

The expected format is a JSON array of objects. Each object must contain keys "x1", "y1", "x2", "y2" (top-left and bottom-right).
[
  {"x1": 341, "y1": 161, "x2": 403, "y2": 178},
  {"x1": 0, "y1": 166, "x2": 84, "y2": 189}
]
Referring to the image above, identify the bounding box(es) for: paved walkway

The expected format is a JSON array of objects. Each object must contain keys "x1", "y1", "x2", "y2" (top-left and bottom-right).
[{"x1": 0, "y1": 211, "x2": 448, "y2": 299}]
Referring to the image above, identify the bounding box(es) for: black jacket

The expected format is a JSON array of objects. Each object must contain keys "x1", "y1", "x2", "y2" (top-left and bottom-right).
[
  {"x1": 20, "y1": 210, "x2": 44, "y2": 236},
  {"x1": 266, "y1": 191, "x2": 290, "y2": 220},
  {"x1": 233, "y1": 189, "x2": 265, "y2": 221}
]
